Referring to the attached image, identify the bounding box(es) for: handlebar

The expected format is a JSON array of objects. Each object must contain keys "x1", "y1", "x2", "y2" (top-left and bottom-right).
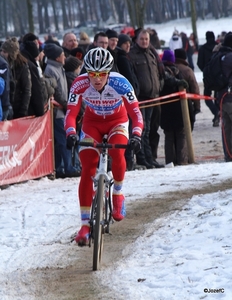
[{"x1": 78, "y1": 141, "x2": 128, "y2": 149}]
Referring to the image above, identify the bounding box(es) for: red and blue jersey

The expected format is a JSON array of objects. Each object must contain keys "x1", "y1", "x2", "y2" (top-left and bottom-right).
[{"x1": 65, "y1": 72, "x2": 143, "y2": 137}]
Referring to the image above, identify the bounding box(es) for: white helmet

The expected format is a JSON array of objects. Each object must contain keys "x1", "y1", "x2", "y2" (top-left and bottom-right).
[{"x1": 84, "y1": 47, "x2": 114, "y2": 72}]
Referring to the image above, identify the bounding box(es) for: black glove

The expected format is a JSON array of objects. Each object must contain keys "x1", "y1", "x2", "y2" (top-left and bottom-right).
[
  {"x1": 128, "y1": 135, "x2": 141, "y2": 154},
  {"x1": 177, "y1": 79, "x2": 189, "y2": 89},
  {"x1": 66, "y1": 134, "x2": 78, "y2": 150}
]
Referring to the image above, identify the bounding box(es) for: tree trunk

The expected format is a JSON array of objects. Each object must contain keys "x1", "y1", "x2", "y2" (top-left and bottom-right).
[
  {"x1": 190, "y1": 0, "x2": 198, "y2": 46},
  {"x1": 61, "y1": 0, "x2": 69, "y2": 29},
  {"x1": 126, "y1": 0, "x2": 148, "y2": 28},
  {"x1": 51, "y1": 0, "x2": 59, "y2": 32},
  {"x1": 26, "y1": 0, "x2": 34, "y2": 33}
]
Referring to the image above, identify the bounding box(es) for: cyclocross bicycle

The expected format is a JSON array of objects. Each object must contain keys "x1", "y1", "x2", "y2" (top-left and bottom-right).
[{"x1": 78, "y1": 135, "x2": 127, "y2": 271}]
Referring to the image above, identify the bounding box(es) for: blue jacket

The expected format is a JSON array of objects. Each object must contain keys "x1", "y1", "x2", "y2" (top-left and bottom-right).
[{"x1": 0, "y1": 76, "x2": 5, "y2": 121}]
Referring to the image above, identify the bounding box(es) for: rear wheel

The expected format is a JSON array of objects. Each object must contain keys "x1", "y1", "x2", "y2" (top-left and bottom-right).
[{"x1": 93, "y1": 175, "x2": 104, "y2": 271}]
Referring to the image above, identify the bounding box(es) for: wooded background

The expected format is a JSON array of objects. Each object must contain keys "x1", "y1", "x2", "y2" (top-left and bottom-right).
[{"x1": 1, "y1": 0, "x2": 231, "y2": 38}]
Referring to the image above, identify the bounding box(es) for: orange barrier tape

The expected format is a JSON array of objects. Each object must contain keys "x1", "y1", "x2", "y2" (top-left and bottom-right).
[
  {"x1": 186, "y1": 93, "x2": 215, "y2": 100},
  {"x1": 138, "y1": 91, "x2": 215, "y2": 106}
]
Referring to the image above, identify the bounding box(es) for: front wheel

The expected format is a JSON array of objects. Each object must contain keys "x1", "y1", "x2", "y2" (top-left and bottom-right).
[{"x1": 93, "y1": 175, "x2": 105, "y2": 271}]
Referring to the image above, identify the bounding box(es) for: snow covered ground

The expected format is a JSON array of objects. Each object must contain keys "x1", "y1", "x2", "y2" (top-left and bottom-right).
[{"x1": 1, "y1": 17, "x2": 232, "y2": 300}]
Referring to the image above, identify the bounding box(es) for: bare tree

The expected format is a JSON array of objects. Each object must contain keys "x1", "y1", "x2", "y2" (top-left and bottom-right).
[
  {"x1": 27, "y1": 0, "x2": 34, "y2": 32},
  {"x1": 126, "y1": 0, "x2": 148, "y2": 28},
  {"x1": 190, "y1": 0, "x2": 198, "y2": 45}
]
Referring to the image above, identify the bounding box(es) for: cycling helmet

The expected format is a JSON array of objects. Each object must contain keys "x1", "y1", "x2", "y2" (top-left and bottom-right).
[{"x1": 84, "y1": 47, "x2": 114, "y2": 72}]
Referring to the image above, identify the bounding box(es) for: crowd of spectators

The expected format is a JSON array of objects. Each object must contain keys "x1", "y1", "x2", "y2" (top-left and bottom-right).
[{"x1": 2, "y1": 25, "x2": 230, "y2": 178}]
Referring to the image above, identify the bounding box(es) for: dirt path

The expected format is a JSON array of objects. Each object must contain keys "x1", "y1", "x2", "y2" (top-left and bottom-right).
[
  {"x1": 3, "y1": 82, "x2": 227, "y2": 299},
  {"x1": 4, "y1": 178, "x2": 232, "y2": 300}
]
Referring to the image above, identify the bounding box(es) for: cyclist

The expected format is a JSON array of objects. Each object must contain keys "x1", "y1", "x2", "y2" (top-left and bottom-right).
[{"x1": 64, "y1": 47, "x2": 144, "y2": 246}]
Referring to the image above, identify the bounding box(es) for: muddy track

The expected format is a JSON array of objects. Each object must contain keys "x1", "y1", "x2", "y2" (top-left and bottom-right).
[{"x1": 4, "y1": 178, "x2": 232, "y2": 300}]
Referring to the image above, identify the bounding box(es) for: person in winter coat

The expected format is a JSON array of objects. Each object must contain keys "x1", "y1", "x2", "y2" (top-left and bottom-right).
[
  {"x1": 20, "y1": 33, "x2": 46, "y2": 117},
  {"x1": 169, "y1": 30, "x2": 183, "y2": 51},
  {"x1": 216, "y1": 33, "x2": 232, "y2": 162},
  {"x1": 10, "y1": 53, "x2": 31, "y2": 119},
  {"x1": 180, "y1": 32, "x2": 194, "y2": 70},
  {"x1": 117, "y1": 33, "x2": 140, "y2": 170},
  {"x1": 128, "y1": 29, "x2": 163, "y2": 169},
  {"x1": 160, "y1": 50, "x2": 195, "y2": 165},
  {"x1": 0, "y1": 39, "x2": 16, "y2": 120},
  {"x1": 174, "y1": 48, "x2": 201, "y2": 115},
  {"x1": 62, "y1": 32, "x2": 79, "y2": 57},
  {"x1": 44, "y1": 43, "x2": 80, "y2": 178},
  {"x1": 105, "y1": 29, "x2": 120, "y2": 72},
  {"x1": 197, "y1": 31, "x2": 220, "y2": 126}
]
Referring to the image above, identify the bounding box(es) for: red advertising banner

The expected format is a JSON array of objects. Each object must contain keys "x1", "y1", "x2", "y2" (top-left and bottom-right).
[{"x1": 0, "y1": 110, "x2": 54, "y2": 186}]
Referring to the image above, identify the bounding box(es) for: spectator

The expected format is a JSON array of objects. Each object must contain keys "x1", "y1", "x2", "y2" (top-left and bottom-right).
[
  {"x1": 13, "y1": 52, "x2": 32, "y2": 119},
  {"x1": 0, "y1": 38, "x2": 16, "y2": 120},
  {"x1": 117, "y1": 33, "x2": 140, "y2": 170},
  {"x1": 87, "y1": 31, "x2": 109, "y2": 51},
  {"x1": 64, "y1": 55, "x2": 83, "y2": 172},
  {"x1": 105, "y1": 29, "x2": 119, "y2": 72},
  {"x1": 160, "y1": 50, "x2": 194, "y2": 165},
  {"x1": 44, "y1": 43, "x2": 80, "y2": 178},
  {"x1": 189, "y1": 32, "x2": 198, "y2": 53},
  {"x1": 78, "y1": 31, "x2": 91, "y2": 53},
  {"x1": 70, "y1": 47, "x2": 85, "y2": 61},
  {"x1": 128, "y1": 29, "x2": 163, "y2": 169},
  {"x1": 147, "y1": 28, "x2": 161, "y2": 49},
  {"x1": 64, "y1": 56, "x2": 82, "y2": 90},
  {"x1": 62, "y1": 32, "x2": 79, "y2": 57},
  {"x1": 180, "y1": 32, "x2": 194, "y2": 70},
  {"x1": 169, "y1": 29, "x2": 183, "y2": 51},
  {"x1": 20, "y1": 33, "x2": 47, "y2": 116},
  {"x1": 197, "y1": 31, "x2": 220, "y2": 127},
  {"x1": 174, "y1": 48, "x2": 201, "y2": 115},
  {"x1": 216, "y1": 33, "x2": 232, "y2": 161}
]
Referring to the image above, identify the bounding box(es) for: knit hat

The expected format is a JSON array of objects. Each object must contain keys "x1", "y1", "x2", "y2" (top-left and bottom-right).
[
  {"x1": 206, "y1": 31, "x2": 215, "y2": 41},
  {"x1": 162, "y1": 50, "x2": 175, "y2": 63},
  {"x1": 70, "y1": 47, "x2": 85, "y2": 60},
  {"x1": 174, "y1": 48, "x2": 187, "y2": 60},
  {"x1": 24, "y1": 40, "x2": 40, "y2": 58},
  {"x1": 1, "y1": 37, "x2": 19, "y2": 60},
  {"x1": 223, "y1": 32, "x2": 232, "y2": 48},
  {"x1": 105, "y1": 29, "x2": 118, "y2": 39},
  {"x1": 117, "y1": 34, "x2": 132, "y2": 48},
  {"x1": 64, "y1": 56, "x2": 82, "y2": 72},
  {"x1": 44, "y1": 43, "x2": 63, "y2": 60},
  {"x1": 22, "y1": 32, "x2": 38, "y2": 43}
]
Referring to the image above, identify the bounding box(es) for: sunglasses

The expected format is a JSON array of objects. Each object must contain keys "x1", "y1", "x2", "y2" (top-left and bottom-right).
[{"x1": 87, "y1": 71, "x2": 109, "y2": 78}]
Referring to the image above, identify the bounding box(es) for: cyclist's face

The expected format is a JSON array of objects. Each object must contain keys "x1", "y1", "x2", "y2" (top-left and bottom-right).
[{"x1": 88, "y1": 71, "x2": 109, "y2": 91}]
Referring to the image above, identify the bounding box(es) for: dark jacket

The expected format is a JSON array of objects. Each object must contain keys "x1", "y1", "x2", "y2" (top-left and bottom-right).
[
  {"x1": 175, "y1": 57, "x2": 200, "y2": 113},
  {"x1": 197, "y1": 38, "x2": 218, "y2": 71},
  {"x1": 160, "y1": 62, "x2": 195, "y2": 131},
  {"x1": 20, "y1": 44, "x2": 46, "y2": 116},
  {"x1": 217, "y1": 46, "x2": 232, "y2": 103},
  {"x1": 116, "y1": 47, "x2": 140, "y2": 96},
  {"x1": 12, "y1": 62, "x2": 31, "y2": 118},
  {"x1": 128, "y1": 43, "x2": 161, "y2": 100}
]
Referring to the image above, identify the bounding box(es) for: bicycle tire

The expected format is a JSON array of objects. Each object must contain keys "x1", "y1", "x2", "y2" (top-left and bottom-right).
[{"x1": 93, "y1": 174, "x2": 105, "y2": 271}]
